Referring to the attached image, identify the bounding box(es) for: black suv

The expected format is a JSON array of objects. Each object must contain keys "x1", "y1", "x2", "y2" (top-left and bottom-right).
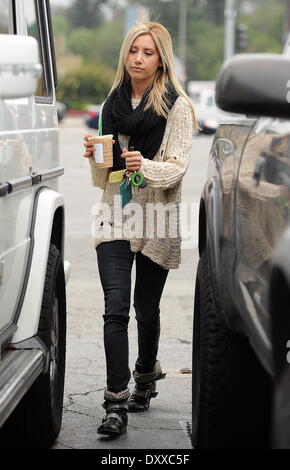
[{"x1": 192, "y1": 49, "x2": 290, "y2": 449}]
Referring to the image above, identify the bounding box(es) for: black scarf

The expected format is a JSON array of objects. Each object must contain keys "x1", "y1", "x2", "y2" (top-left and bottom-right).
[{"x1": 101, "y1": 79, "x2": 179, "y2": 170}]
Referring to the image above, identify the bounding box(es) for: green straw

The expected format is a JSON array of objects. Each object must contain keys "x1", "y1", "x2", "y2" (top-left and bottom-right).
[{"x1": 99, "y1": 113, "x2": 102, "y2": 136}]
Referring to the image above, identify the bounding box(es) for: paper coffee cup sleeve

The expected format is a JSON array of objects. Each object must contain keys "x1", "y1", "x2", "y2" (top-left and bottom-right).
[{"x1": 94, "y1": 143, "x2": 104, "y2": 163}]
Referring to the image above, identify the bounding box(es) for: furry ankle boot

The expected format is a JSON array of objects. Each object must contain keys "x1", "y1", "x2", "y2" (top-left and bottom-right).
[
  {"x1": 97, "y1": 399, "x2": 128, "y2": 436},
  {"x1": 128, "y1": 360, "x2": 166, "y2": 412}
]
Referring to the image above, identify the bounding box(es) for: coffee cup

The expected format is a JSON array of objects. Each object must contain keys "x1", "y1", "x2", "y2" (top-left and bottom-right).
[{"x1": 89, "y1": 134, "x2": 113, "y2": 169}]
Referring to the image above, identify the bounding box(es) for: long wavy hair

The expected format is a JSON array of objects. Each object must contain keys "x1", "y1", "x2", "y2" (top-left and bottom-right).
[{"x1": 108, "y1": 21, "x2": 197, "y2": 126}]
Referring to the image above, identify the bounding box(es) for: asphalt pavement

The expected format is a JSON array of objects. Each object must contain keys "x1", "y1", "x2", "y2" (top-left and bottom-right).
[{"x1": 54, "y1": 116, "x2": 213, "y2": 450}]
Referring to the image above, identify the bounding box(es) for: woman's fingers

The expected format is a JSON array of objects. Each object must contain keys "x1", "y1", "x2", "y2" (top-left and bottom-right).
[
  {"x1": 83, "y1": 149, "x2": 93, "y2": 158},
  {"x1": 84, "y1": 141, "x2": 94, "y2": 149},
  {"x1": 120, "y1": 150, "x2": 140, "y2": 159},
  {"x1": 126, "y1": 164, "x2": 141, "y2": 169},
  {"x1": 120, "y1": 150, "x2": 141, "y2": 170},
  {"x1": 83, "y1": 148, "x2": 94, "y2": 158},
  {"x1": 83, "y1": 135, "x2": 93, "y2": 157},
  {"x1": 126, "y1": 160, "x2": 141, "y2": 167},
  {"x1": 84, "y1": 135, "x2": 115, "y2": 144},
  {"x1": 125, "y1": 158, "x2": 142, "y2": 171},
  {"x1": 83, "y1": 138, "x2": 95, "y2": 156},
  {"x1": 83, "y1": 139, "x2": 94, "y2": 158}
]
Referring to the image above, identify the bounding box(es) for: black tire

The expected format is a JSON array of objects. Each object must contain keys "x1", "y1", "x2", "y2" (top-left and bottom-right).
[
  {"x1": 192, "y1": 248, "x2": 272, "y2": 449},
  {"x1": 1, "y1": 244, "x2": 66, "y2": 448}
]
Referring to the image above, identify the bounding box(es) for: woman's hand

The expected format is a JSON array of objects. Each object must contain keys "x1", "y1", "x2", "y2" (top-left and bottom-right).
[
  {"x1": 121, "y1": 148, "x2": 142, "y2": 171},
  {"x1": 83, "y1": 135, "x2": 94, "y2": 158}
]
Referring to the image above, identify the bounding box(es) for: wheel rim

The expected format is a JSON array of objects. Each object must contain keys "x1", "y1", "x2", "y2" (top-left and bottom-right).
[{"x1": 50, "y1": 294, "x2": 59, "y2": 408}]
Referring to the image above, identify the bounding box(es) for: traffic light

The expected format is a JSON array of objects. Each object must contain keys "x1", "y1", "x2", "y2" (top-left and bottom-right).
[{"x1": 235, "y1": 23, "x2": 248, "y2": 51}]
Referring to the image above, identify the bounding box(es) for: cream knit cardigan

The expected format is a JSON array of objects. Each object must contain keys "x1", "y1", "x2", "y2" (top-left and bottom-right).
[{"x1": 88, "y1": 96, "x2": 193, "y2": 269}]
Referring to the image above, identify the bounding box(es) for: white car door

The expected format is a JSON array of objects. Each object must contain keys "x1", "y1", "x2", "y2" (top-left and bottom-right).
[{"x1": 0, "y1": 0, "x2": 58, "y2": 341}]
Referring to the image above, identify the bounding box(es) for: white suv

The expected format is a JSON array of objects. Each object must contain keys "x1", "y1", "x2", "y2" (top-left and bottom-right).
[{"x1": 0, "y1": 0, "x2": 69, "y2": 448}]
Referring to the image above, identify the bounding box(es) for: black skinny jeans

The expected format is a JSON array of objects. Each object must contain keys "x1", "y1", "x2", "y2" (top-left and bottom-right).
[{"x1": 96, "y1": 240, "x2": 169, "y2": 394}]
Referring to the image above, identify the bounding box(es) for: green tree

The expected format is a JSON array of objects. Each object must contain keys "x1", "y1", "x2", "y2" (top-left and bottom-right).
[
  {"x1": 186, "y1": 18, "x2": 224, "y2": 80},
  {"x1": 51, "y1": 15, "x2": 70, "y2": 35},
  {"x1": 205, "y1": 0, "x2": 225, "y2": 25},
  {"x1": 90, "y1": 20, "x2": 123, "y2": 68},
  {"x1": 238, "y1": 0, "x2": 284, "y2": 53},
  {"x1": 56, "y1": 63, "x2": 115, "y2": 109},
  {"x1": 68, "y1": 0, "x2": 105, "y2": 29},
  {"x1": 53, "y1": 0, "x2": 286, "y2": 92},
  {"x1": 67, "y1": 19, "x2": 123, "y2": 67},
  {"x1": 186, "y1": 0, "x2": 285, "y2": 80},
  {"x1": 67, "y1": 28, "x2": 97, "y2": 59}
]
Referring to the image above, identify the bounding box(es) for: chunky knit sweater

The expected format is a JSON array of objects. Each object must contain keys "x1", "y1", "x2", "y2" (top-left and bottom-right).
[{"x1": 88, "y1": 96, "x2": 193, "y2": 269}]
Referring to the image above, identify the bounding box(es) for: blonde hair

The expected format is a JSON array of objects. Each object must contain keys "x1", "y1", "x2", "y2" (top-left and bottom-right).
[{"x1": 108, "y1": 21, "x2": 197, "y2": 126}]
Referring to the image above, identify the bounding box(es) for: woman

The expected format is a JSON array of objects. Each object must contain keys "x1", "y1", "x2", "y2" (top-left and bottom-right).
[{"x1": 83, "y1": 21, "x2": 196, "y2": 437}]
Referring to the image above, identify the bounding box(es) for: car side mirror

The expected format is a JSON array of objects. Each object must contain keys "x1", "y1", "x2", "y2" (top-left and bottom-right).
[
  {"x1": 215, "y1": 53, "x2": 290, "y2": 119},
  {"x1": 0, "y1": 35, "x2": 42, "y2": 99}
]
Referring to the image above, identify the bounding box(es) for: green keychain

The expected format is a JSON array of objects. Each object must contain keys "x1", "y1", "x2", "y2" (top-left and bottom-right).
[{"x1": 131, "y1": 171, "x2": 145, "y2": 187}]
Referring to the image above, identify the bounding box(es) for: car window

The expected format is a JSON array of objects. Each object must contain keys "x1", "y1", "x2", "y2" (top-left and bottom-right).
[
  {"x1": 24, "y1": 0, "x2": 53, "y2": 101},
  {"x1": 0, "y1": 0, "x2": 16, "y2": 34}
]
